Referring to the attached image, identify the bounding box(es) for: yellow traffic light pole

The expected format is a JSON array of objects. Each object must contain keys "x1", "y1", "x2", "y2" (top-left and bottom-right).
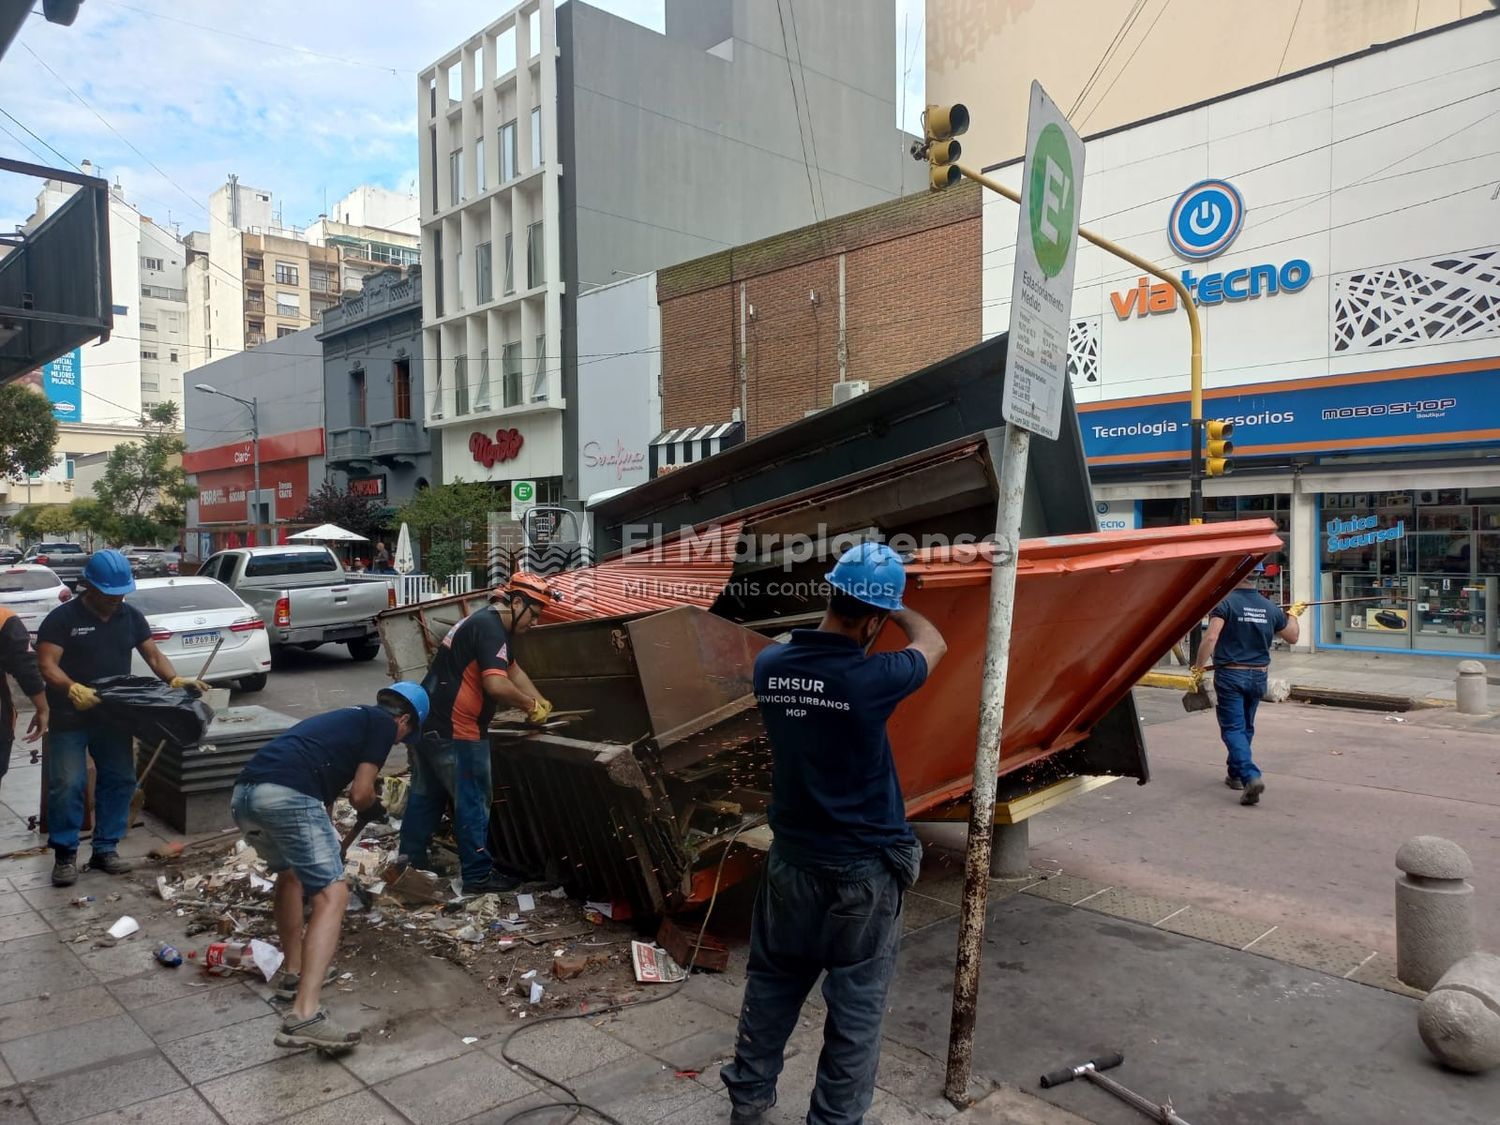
[{"x1": 950, "y1": 161, "x2": 1208, "y2": 521}]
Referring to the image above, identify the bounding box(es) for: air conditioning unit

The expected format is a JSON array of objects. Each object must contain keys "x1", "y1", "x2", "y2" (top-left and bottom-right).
[{"x1": 832, "y1": 380, "x2": 869, "y2": 406}]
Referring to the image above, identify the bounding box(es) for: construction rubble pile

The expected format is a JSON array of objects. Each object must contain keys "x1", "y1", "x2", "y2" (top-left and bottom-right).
[{"x1": 132, "y1": 785, "x2": 711, "y2": 1022}]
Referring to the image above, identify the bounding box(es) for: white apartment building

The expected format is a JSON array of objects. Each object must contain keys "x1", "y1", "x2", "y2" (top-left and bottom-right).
[
  {"x1": 303, "y1": 186, "x2": 423, "y2": 304},
  {"x1": 419, "y1": 0, "x2": 926, "y2": 499}
]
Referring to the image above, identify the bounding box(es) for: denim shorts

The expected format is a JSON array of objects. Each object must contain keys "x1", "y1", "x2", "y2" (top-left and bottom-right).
[{"x1": 230, "y1": 782, "x2": 344, "y2": 895}]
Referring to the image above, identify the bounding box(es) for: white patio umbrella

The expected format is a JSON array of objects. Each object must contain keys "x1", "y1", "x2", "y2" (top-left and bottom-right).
[
  {"x1": 394, "y1": 522, "x2": 415, "y2": 575},
  {"x1": 288, "y1": 523, "x2": 368, "y2": 542}
]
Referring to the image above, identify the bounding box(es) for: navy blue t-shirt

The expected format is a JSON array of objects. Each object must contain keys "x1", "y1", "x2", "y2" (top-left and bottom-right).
[
  {"x1": 238, "y1": 706, "x2": 398, "y2": 805},
  {"x1": 36, "y1": 598, "x2": 151, "y2": 730},
  {"x1": 757, "y1": 630, "x2": 928, "y2": 859},
  {"x1": 1211, "y1": 587, "x2": 1289, "y2": 667}
]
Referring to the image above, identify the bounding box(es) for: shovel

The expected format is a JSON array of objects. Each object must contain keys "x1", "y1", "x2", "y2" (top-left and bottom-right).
[{"x1": 1182, "y1": 666, "x2": 1214, "y2": 713}]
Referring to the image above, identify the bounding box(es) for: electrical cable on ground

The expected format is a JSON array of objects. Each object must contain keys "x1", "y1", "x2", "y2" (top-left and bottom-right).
[{"x1": 497, "y1": 819, "x2": 759, "y2": 1125}]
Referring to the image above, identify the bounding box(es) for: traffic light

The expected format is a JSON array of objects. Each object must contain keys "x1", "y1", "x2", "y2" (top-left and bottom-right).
[
  {"x1": 1205, "y1": 419, "x2": 1235, "y2": 476},
  {"x1": 924, "y1": 104, "x2": 969, "y2": 190}
]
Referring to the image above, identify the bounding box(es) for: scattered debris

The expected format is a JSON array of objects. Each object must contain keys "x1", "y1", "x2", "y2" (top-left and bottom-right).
[
  {"x1": 656, "y1": 917, "x2": 728, "y2": 973},
  {"x1": 516, "y1": 893, "x2": 536, "y2": 912},
  {"x1": 631, "y1": 941, "x2": 687, "y2": 984},
  {"x1": 107, "y1": 916, "x2": 139, "y2": 939}
]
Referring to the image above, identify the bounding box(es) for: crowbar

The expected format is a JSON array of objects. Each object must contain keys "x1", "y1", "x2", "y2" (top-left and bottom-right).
[{"x1": 1041, "y1": 1051, "x2": 1193, "y2": 1125}]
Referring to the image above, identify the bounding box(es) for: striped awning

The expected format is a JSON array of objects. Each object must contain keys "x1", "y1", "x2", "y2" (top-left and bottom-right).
[{"x1": 649, "y1": 421, "x2": 745, "y2": 478}]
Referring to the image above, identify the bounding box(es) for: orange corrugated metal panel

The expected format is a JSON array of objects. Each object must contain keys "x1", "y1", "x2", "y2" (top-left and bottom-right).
[
  {"x1": 880, "y1": 520, "x2": 1285, "y2": 815},
  {"x1": 545, "y1": 520, "x2": 743, "y2": 623}
]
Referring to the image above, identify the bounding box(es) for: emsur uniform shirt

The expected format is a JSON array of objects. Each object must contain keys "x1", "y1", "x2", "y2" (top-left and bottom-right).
[
  {"x1": 36, "y1": 598, "x2": 151, "y2": 730},
  {"x1": 425, "y1": 608, "x2": 512, "y2": 741},
  {"x1": 1210, "y1": 588, "x2": 1289, "y2": 667},
  {"x1": 238, "y1": 706, "x2": 398, "y2": 805},
  {"x1": 756, "y1": 630, "x2": 928, "y2": 859}
]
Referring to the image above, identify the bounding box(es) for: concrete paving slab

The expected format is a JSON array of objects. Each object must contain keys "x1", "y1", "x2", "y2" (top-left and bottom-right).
[
  {"x1": 885, "y1": 895, "x2": 1499, "y2": 1125},
  {"x1": 0, "y1": 935, "x2": 87, "y2": 1006},
  {"x1": 1155, "y1": 905, "x2": 1279, "y2": 949},
  {"x1": 159, "y1": 1014, "x2": 284, "y2": 1086},
  {"x1": 0, "y1": 987, "x2": 122, "y2": 1045},
  {"x1": 21, "y1": 1051, "x2": 184, "y2": 1125},
  {"x1": 67, "y1": 1087, "x2": 224, "y2": 1125},
  {"x1": 871, "y1": 1039, "x2": 960, "y2": 1120},
  {"x1": 1075, "y1": 887, "x2": 1184, "y2": 927},
  {"x1": 1244, "y1": 928, "x2": 1374, "y2": 978},
  {"x1": 903, "y1": 892, "x2": 960, "y2": 936},
  {"x1": 1022, "y1": 875, "x2": 1106, "y2": 906},
  {"x1": 132, "y1": 983, "x2": 271, "y2": 1044},
  {"x1": 599, "y1": 995, "x2": 738, "y2": 1053},
  {"x1": 0, "y1": 1091, "x2": 33, "y2": 1125},
  {"x1": 0, "y1": 896, "x2": 34, "y2": 920},
  {"x1": 0, "y1": 1013, "x2": 154, "y2": 1083},
  {"x1": 455, "y1": 1088, "x2": 595, "y2": 1125},
  {"x1": 337, "y1": 1012, "x2": 472, "y2": 1085},
  {"x1": 264, "y1": 1089, "x2": 408, "y2": 1125},
  {"x1": 1348, "y1": 952, "x2": 1426, "y2": 999},
  {"x1": 104, "y1": 968, "x2": 240, "y2": 1011},
  {"x1": 489, "y1": 1015, "x2": 636, "y2": 1081},
  {"x1": 569, "y1": 1054, "x2": 718, "y2": 1124},
  {"x1": 73, "y1": 940, "x2": 162, "y2": 985},
  {"x1": 198, "y1": 1054, "x2": 364, "y2": 1125},
  {"x1": 959, "y1": 1086, "x2": 1092, "y2": 1124},
  {"x1": 647, "y1": 1026, "x2": 737, "y2": 1074},
  {"x1": 374, "y1": 1051, "x2": 537, "y2": 1125}
]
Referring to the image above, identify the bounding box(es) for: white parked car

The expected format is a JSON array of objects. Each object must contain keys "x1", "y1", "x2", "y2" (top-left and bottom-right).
[
  {"x1": 126, "y1": 577, "x2": 272, "y2": 693},
  {"x1": 0, "y1": 564, "x2": 72, "y2": 635}
]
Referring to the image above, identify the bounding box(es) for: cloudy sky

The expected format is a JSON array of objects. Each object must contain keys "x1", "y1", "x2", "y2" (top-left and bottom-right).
[{"x1": 0, "y1": 0, "x2": 924, "y2": 233}]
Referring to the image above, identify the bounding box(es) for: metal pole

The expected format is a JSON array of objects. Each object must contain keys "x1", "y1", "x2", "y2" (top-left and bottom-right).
[
  {"x1": 944, "y1": 421, "x2": 1030, "y2": 1106},
  {"x1": 250, "y1": 397, "x2": 261, "y2": 547}
]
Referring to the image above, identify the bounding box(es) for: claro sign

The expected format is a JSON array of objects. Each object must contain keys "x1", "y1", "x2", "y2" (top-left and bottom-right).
[{"x1": 1110, "y1": 179, "x2": 1312, "y2": 320}]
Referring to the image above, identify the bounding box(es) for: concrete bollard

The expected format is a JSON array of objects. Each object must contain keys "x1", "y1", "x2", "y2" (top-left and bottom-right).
[
  {"x1": 1418, "y1": 952, "x2": 1500, "y2": 1073},
  {"x1": 990, "y1": 820, "x2": 1030, "y2": 880},
  {"x1": 1262, "y1": 677, "x2": 1291, "y2": 703},
  {"x1": 1455, "y1": 661, "x2": 1489, "y2": 715},
  {"x1": 1395, "y1": 836, "x2": 1476, "y2": 991}
]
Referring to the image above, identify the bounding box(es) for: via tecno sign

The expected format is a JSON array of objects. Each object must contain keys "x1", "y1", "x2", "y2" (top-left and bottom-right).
[{"x1": 1110, "y1": 179, "x2": 1311, "y2": 320}]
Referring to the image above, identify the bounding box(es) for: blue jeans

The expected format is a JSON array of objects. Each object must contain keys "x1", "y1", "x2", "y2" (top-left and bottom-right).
[
  {"x1": 721, "y1": 846, "x2": 907, "y2": 1125},
  {"x1": 230, "y1": 782, "x2": 345, "y2": 895},
  {"x1": 398, "y1": 734, "x2": 496, "y2": 885},
  {"x1": 47, "y1": 726, "x2": 136, "y2": 855},
  {"x1": 1215, "y1": 667, "x2": 1267, "y2": 782}
]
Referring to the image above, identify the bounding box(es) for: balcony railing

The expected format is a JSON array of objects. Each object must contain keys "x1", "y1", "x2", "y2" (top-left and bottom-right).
[
  {"x1": 245, "y1": 295, "x2": 265, "y2": 313},
  {"x1": 327, "y1": 426, "x2": 372, "y2": 462},
  {"x1": 246, "y1": 332, "x2": 266, "y2": 347},
  {"x1": 244, "y1": 266, "x2": 264, "y2": 284},
  {"x1": 369, "y1": 418, "x2": 426, "y2": 459}
]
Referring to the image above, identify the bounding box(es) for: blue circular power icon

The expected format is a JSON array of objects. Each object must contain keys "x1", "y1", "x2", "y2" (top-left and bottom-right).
[{"x1": 1167, "y1": 179, "x2": 1244, "y2": 260}]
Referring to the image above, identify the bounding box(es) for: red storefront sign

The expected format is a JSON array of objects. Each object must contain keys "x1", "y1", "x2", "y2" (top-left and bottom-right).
[
  {"x1": 470, "y1": 428, "x2": 525, "y2": 468},
  {"x1": 185, "y1": 428, "x2": 323, "y2": 524},
  {"x1": 348, "y1": 475, "x2": 387, "y2": 500}
]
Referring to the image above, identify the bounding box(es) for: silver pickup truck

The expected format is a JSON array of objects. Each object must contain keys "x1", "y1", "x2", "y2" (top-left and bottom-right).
[{"x1": 196, "y1": 546, "x2": 394, "y2": 661}]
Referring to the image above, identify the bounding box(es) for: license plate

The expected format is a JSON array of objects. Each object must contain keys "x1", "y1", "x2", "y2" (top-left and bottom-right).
[{"x1": 183, "y1": 631, "x2": 218, "y2": 647}]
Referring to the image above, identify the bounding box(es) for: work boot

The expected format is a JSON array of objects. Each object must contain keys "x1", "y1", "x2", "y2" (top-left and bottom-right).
[
  {"x1": 51, "y1": 851, "x2": 78, "y2": 887},
  {"x1": 462, "y1": 869, "x2": 522, "y2": 895},
  {"x1": 1224, "y1": 776, "x2": 1244, "y2": 791},
  {"x1": 1240, "y1": 778, "x2": 1266, "y2": 806},
  {"x1": 88, "y1": 851, "x2": 133, "y2": 875},
  {"x1": 274, "y1": 1009, "x2": 360, "y2": 1052},
  {"x1": 272, "y1": 966, "x2": 341, "y2": 1002}
]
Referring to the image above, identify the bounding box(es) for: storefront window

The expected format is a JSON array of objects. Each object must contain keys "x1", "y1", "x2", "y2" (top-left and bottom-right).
[{"x1": 1320, "y1": 489, "x2": 1497, "y2": 655}]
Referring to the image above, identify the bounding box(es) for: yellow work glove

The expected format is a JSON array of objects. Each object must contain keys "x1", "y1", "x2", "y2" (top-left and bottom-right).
[
  {"x1": 527, "y1": 697, "x2": 553, "y2": 725},
  {"x1": 1288, "y1": 602, "x2": 1308, "y2": 619},
  {"x1": 67, "y1": 683, "x2": 100, "y2": 711},
  {"x1": 1189, "y1": 666, "x2": 1205, "y2": 690},
  {"x1": 170, "y1": 676, "x2": 211, "y2": 695}
]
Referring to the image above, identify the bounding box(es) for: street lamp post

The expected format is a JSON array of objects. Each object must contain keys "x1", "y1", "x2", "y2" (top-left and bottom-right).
[{"x1": 195, "y1": 383, "x2": 260, "y2": 545}]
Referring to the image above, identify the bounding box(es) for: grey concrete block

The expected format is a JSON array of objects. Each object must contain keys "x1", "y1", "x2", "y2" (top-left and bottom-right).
[
  {"x1": 199, "y1": 1054, "x2": 364, "y2": 1125},
  {"x1": 375, "y1": 1051, "x2": 537, "y2": 1125},
  {"x1": 1396, "y1": 877, "x2": 1475, "y2": 991},
  {"x1": 69, "y1": 1087, "x2": 222, "y2": 1125},
  {"x1": 0, "y1": 896, "x2": 35, "y2": 920},
  {"x1": 600, "y1": 995, "x2": 737, "y2": 1053},
  {"x1": 1, "y1": 1013, "x2": 154, "y2": 1083},
  {"x1": 0, "y1": 934, "x2": 89, "y2": 1006},
  {"x1": 105, "y1": 968, "x2": 240, "y2": 1011},
  {"x1": 160, "y1": 1013, "x2": 284, "y2": 1086},
  {"x1": 22, "y1": 1051, "x2": 184, "y2": 1125},
  {"x1": 337, "y1": 1013, "x2": 472, "y2": 1085},
  {"x1": 1418, "y1": 952, "x2": 1500, "y2": 1074},
  {"x1": 263, "y1": 1089, "x2": 408, "y2": 1125},
  {"x1": 490, "y1": 1016, "x2": 635, "y2": 1081}
]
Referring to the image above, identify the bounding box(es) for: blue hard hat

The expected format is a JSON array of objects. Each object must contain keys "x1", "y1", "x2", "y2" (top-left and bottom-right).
[
  {"x1": 378, "y1": 681, "x2": 430, "y2": 737},
  {"x1": 82, "y1": 549, "x2": 136, "y2": 595},
  {"x1": 825, "y1": 542, "x2": 906, "y2": 612},
  {"x1": 1254, "y1": 562, "x2": 1267, "y2": 574}
]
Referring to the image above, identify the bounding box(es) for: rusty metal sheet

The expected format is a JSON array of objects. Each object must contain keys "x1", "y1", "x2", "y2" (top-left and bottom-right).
[
  {"x1": 883, "y1": 520, "x2": 1284, "y2": 815},
  {"x1": 626, "y1": 607, "x2": 770, "y2": 748}
]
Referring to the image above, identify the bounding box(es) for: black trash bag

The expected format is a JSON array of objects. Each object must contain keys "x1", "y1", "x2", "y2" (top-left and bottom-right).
[{"x1": 89, "y1": 675, "x2": 214, "y2": 748}]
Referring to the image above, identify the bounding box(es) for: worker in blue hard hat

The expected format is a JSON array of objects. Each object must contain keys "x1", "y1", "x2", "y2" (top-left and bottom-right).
[
  {"x1": 722, "y1": 541, "x2": 947, "y2": 1125},
  {"x1": 35, "y1": 549, "x2": 210, "y2": 888},
  {"x1": 231, "y1": 680, "x2": 429, "y2": 1053}
]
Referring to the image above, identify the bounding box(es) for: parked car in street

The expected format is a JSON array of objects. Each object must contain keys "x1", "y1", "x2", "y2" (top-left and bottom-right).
[
  {"x1": 0, "y1": 547, "x2": 22, "y2": 566},
  {"x1": 125, "y1": 576, "x2": 272, "y2": 692},
  {"x1": 132, "y1": 551, "x2": 182, "y2": 579},
  {"x1": 196, "y1": 546, "x2": 394, "y2": 661},
  {"x1": 0, "y1": 564, "x2": 72, "y2": 635},
  {"x1": 21, "y1": 542, "x2": 91, "y2": 587}
]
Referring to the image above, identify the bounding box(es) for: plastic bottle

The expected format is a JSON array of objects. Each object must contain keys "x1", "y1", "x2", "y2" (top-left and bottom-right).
[
  {"x1": 155, "y1": 943, "x2": 183, "y2": 968},
  {"x1": 70, "y1": 896, "x2": 94, "y2": 907},
  {"x1": 203, "y1": 940, "x2": 252, "y2": 975}
]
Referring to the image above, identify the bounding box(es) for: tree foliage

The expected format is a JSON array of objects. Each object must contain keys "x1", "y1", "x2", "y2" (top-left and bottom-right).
[
  {"x1": 0, "y1": 384, "x2": 60, "y2": 479},
  {"x1": 294, "y1": 482, "x2": 386, "y2": 542},
  {"x1": 394, "y1": 480, "x2": 495, "y2": 578},
  {"x1": 93, "y1": 401, "x2": 193, "y2": 546}
]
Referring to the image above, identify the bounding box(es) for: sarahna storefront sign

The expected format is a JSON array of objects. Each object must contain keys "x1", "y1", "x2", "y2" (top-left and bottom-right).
[{"x1": 1079, "y1": 360, "x2": 1497, "y2": 465}]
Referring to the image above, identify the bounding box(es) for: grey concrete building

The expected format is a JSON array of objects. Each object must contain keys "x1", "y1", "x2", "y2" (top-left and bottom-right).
[
  {"x1": 182, "y1": 327, "x2": 326, "y2": 555},
  {"x1": 319, "y1": 266, "x2": 433, "y2": 510},
  {"x1": 418, "y1": 0, "x2": 925, "y2": 502}
]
